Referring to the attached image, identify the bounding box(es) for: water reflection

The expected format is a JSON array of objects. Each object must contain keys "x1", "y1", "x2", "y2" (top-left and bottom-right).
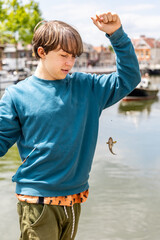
[
  {"x1": 118, "y1": 98, "x2": 159, "y2": 127},
  {"x1": 0, "y1": 145, "x2": 21, "y2": 180},
  {"x1": 118, "y1": 98, "x2": 159, "y2": 116}
]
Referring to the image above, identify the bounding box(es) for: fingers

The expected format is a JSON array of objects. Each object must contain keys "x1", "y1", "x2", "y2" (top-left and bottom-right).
[
  {"x1": 92, "y1": 12, "x2": 118, "y2": 24},
  {"x1": 91, "y1": 16, "x2": 102, "y2": 29},
  {"x1": 91, "y1": 11, "x2": 121, "y2": 34},
  {"x1": 99, "y1": 12, "x2": 117, "y2": 23}
]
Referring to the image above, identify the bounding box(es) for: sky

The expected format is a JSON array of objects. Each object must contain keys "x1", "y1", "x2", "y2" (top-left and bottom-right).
[{"x1": 36, "y1": 0, "x2": 160, "y2": 46}]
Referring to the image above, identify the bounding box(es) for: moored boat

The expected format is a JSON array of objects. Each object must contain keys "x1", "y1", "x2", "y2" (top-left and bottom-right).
[{"x1": 123, "y1": 74, "x2": 159, "y2": 101}]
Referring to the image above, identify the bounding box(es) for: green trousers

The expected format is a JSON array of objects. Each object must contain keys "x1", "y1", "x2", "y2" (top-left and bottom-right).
[{"x1": 17, "y1": 201, "x2": 81, "y2": 240}]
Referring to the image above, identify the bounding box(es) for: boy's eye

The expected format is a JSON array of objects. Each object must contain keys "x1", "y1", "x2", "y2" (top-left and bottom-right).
[
  {"x1": 60, "y1": 53, "x2": 76, "y2": 59},
  {"x1": 61, "y1": 54, "x2": 67, "y2": 57}
]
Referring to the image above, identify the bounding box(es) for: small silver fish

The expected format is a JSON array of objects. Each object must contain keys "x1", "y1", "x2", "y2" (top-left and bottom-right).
[{"x1": 106, "y1": 137, "x2": 117, "y2": 155}]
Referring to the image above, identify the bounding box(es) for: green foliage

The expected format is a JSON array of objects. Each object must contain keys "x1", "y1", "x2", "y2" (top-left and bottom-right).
[
  {"x1": 0, "y1": 0, "x2": 7, "y2": 20},
  {"x1": 108, "y1": 45, "x2": 114, "y2": 52},
  {"x1": 0, "y1": 1, "x2": 8, "y2": 43},
  {"x1": 0, "y1": 0, "x2": 43, "y2": 45}
]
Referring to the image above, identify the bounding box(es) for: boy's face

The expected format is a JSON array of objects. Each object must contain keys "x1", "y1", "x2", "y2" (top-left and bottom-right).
[{"x1": 39, "y1": 48, "x2": 76, "y2": 80}]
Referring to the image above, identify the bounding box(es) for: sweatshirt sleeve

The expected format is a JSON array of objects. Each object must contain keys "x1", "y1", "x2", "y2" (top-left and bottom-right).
[
  {"x1": 91, "y1": 26, "x2": 141, "y2": 112},
  {"x1": 0, "y1": 89, "x2": 21, "y2": 157}
]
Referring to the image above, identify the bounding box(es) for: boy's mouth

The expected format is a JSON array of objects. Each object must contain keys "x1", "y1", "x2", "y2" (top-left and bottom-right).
[{"x1": 61, "y1": 69, "x2": 70, "y2": 74}]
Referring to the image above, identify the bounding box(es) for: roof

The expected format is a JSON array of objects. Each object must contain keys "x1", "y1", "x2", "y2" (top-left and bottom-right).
[{"x1": 132, "y1": 36, "x2": 160, "y2": 49}]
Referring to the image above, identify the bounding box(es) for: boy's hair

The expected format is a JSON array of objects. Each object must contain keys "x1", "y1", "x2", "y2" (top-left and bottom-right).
[{"x1": 32, "y1": 20, "x2": 83, "y2": 59}]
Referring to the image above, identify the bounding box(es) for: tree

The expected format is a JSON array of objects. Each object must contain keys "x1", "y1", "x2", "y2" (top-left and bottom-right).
[
  {"x1": 0, "y1": 0, "x2": 8, "y2": 43},
  {"x1": 0, "y1": 0, "x2": 43, "y2": 70}
]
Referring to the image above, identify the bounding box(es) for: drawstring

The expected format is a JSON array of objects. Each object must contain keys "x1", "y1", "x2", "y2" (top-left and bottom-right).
[
  {"x1": 71, "y1": 205, "x2": 75, "y2": 239},
  {"x1": 63, "y1": 205, "x2": 75, "y2": 239},
  {"x1": 63, "y1": 206, "x2": 69, "y2": 218}
]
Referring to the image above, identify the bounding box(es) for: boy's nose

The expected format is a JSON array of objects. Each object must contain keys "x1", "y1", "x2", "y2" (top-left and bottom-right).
[{"x1": 65, "y1": 58, "x2": 75, "y2": 66}]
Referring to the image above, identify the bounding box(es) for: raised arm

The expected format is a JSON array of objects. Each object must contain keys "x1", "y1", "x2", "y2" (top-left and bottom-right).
[{"x1": 90, "y1": 12, "x2": 141, "y2": 112}]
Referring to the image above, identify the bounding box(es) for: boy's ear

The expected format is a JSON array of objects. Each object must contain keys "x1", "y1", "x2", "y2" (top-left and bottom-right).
[{"x1": 37, "y1": 47, "x2": 46, "y2": 59}]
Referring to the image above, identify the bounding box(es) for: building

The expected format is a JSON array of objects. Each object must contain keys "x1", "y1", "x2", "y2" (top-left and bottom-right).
[
  {"x1": 2, "y1": 41, "x2": 116, "y2": 72},
  {"x1": 94, "y1": 45, "x2": 115, "y2": 67},
  {"x1": 132, "y1": 35, "x2": 160, "y2": 65},
  {"x1": 3, "y1": 43, "x2": 34, "y2": 71},
  {"x1": 74, "y1": 42, "x2": 98, "y2": 68}
]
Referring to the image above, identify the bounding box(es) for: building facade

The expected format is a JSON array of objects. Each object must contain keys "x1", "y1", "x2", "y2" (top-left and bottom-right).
[
  {"x1": 132, "y1": 35, "x2": 160, "y2": 65},
  {"x1": 2, "y1": 43, "x2": 34, "y2": 71}
]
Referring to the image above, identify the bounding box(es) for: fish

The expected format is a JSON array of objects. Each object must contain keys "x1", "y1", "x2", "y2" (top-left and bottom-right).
[{"x1": 106, "y1": 137, "x2": 117, "y2": 155}]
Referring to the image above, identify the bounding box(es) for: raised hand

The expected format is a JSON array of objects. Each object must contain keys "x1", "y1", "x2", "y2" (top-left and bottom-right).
[{"x1": 91, "y1": 12, "x2": 121, "y2": 36}]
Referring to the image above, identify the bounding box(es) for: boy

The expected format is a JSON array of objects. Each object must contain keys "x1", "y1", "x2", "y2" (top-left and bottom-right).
[{"x1": 0, "y1": 12, "x2": 141, "y2": 240}]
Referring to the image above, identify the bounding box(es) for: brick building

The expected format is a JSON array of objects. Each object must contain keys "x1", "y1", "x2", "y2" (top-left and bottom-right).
[{"x1": 132, "y1": 35, "x2": 160, "y2": 64}]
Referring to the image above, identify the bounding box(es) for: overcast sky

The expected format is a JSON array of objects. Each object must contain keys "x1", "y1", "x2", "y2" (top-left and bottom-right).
[{"x1": 36, "y1": 0, "x2": 160, "y2": 46}]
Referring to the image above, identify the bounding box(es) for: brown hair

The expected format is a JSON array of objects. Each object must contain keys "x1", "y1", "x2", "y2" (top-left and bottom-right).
[{"x1": 32, "y1": 20, "x2": 83, "y2": 59}]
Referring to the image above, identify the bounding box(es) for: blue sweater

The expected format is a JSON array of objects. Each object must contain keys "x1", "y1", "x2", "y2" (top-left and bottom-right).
[{"x1": 0, "y1": 27, "x2": 141, "y2": 197}]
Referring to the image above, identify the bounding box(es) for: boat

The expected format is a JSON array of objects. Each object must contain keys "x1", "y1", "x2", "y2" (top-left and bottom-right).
[{"x1": 123, "y1": 74, "x2": 159, "y2": 101}]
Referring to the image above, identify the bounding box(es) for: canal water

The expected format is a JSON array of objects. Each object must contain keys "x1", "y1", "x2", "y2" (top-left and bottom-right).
[{"x1": 0, "y1": 76, "x2": 160, "y2": 240}]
